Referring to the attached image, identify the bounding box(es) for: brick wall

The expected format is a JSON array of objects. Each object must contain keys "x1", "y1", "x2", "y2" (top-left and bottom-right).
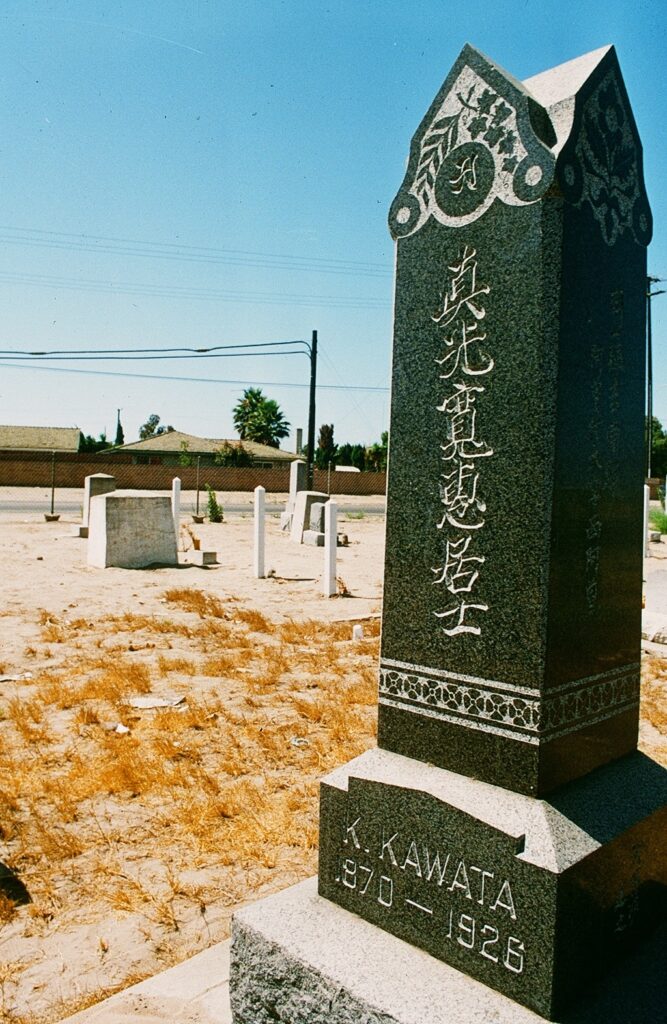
[{"x1": 0, "y1": 453, "x2": 387, "y2": 495}]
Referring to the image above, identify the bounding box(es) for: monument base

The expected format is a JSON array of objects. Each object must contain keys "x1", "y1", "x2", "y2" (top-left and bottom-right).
[
  {"x1": 230, "y1": 876, "x2": 666, "y2": 1024},
  {"x1": 316, "y1": 748, "x2": 666, "y2": 1018}
]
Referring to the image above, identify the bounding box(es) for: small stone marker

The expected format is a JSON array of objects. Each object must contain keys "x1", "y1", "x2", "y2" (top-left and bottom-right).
[
  {"x1": 303, "y1": 500, "x2": 326, "y2": 546},
  {"x1": 280, "y1": 459, "x2": 307, "y2": 530},
  {"x1": 323, "y1": 500, "x2": 337, "y2": 596},
  {"x1": 289, "y1": 490, "x2": 329, "y2": 544},
  {"x1": 171, "y1": 477, "x2": 181, "y2": 543},
  {"x1": 87, "y1": 493, "x2": 178, "y2": 569},
  {"x1": 80, "y1": 473, "x2": 115, "y2": 538},
  {"x1": 254, "y1": 485, "x2": 265, "y2": 579},
  {"x1": 230, "y1": 44, "x2": 666, "y2": 1024}
]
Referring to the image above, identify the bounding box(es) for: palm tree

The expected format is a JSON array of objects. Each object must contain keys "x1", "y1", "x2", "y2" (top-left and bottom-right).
[{"x1": 232, "y1": 388, "x2": 290, "y2": 448}]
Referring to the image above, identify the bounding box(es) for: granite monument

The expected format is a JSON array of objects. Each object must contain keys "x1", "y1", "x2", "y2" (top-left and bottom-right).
[{"x1": 230, "y1": 44, "x2": 666, "y2": 1024}]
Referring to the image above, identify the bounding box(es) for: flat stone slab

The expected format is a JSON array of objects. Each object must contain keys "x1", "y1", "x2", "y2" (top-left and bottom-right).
[
  {"x1": 183, "y1": 550, "x2": 218, "y2": 566},
  {"x1": 230, "y1": 877, "x2": 666, "y2": 1024},
  {"x1": 60, "y1": 940, "x2": 231, "y2": 1023}
]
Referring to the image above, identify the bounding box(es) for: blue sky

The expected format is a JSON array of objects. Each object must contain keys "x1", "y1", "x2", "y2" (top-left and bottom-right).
[{"x1": 0, "y1": 1, "x2": 664, "y2": 448}]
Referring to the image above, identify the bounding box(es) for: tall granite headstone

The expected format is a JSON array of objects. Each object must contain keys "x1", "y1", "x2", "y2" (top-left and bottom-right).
[
  {"x1": 377, "y1": 42, "x2": 651, "y2": 797},
  {"x1": 231, "y1": 45, "x2": 666, "y2": 1024}
]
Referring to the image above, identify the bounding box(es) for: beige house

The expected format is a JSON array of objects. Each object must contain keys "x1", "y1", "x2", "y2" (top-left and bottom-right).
[
  {"x1": 107, "y1": 430, "x2": 298, "y2": 469},
  {"x1": 0, "y1": 425, "x2": 82, "y2": 453}
]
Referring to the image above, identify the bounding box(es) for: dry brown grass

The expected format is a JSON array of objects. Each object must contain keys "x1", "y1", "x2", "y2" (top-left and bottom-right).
[
  {"x1": 0, "y1": 597, "x2": 380, "y2": 1019},
  {"x1": 234, "y1": 607, "x2": 272, "y2": 633},
  {"x1": 157, "y1": 655, "x2": 198, "y2": 676},
  {"x1": 642, "y1": 655, "x2": 667, "y2": 733},
  {"x1": 163, "y1": 588, "x2": 228, "y2": 619},
  {"x1": 3, "y1": 587, "x2": 666, "y2": 1024}
]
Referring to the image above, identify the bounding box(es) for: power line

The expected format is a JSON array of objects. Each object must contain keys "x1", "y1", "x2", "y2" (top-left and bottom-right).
[
  {"x1": 0, "y1": 225, "x2": 392, "y2": 278},
  {"x1": 0, "y1": 360, "x2": 390, "y2": 392},
  {"x1": 0, "y1": 339, "x2": 311, "y2": 356},
  {"x1": 0, "y1": 351, "x2": 312, "y2": 362},
  {"x1": 0, "y1": 269, "x2": 390, "y2": 308}
]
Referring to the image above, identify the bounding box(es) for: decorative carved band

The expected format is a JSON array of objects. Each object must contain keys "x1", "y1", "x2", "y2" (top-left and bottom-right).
[{"x1": 379, "y1": 659, "x2": 639, "y2": 745}]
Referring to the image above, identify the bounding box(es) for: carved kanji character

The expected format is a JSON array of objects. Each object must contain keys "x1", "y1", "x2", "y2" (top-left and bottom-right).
[
  {"x1": 432, "y1": 535, "x2": 485, "y2": 593},
  {"x1": 434, "y1": 600, "x2": 489, "y2": 637},
  {"x1": 436, "y1": 319, "x2": 494, "y2": 379},
  {"x1": 432, "y1": 246, "x2": 490, "y2": 328},
  {"x1": 438, "y1": 382, "x2": 494, "y2": 461},
  {"x1": 438, "y1": 462, "x2": 486, "y2": 530}
]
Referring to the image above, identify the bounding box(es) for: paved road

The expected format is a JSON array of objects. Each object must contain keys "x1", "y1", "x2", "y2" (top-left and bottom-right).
[{"x1": 0, "y1": 499, "x2": 386, "y2": 518}]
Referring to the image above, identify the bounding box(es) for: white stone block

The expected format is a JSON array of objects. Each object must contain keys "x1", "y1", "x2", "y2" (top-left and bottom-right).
[{"x1": 87, "y1": 493, "x2": 178, "y2": 569}]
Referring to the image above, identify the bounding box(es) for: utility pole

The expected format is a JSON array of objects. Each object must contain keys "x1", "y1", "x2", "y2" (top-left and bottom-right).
[
  {"x1": 647, "y1": 276, "x2": 665, "y2": 478},
  {"x1": 306, "y1": 329, "x2": 318, "y2": 489}
]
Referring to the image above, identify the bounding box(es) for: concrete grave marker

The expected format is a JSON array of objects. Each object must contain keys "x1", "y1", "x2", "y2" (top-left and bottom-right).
[
  {"x1": 79, "y1": 473, "x2": 115, "y2": 538},
  {"x1": 280, "y1": 459, "x2": 307, "y2": 531},
  {"x1": 171, "y1": 477, "x2": 181, "y2": 542},
  {"x1": 323, "y1": 500, "x2": 337, "y2": 596},
  {"x1": 254, "y1": 485, "x2": 265, "y2": 578},
  {"x1": 87, "y1": 493, "x2": 178, "y2": 569},
  {"x1": 303, "y1": 499, "x2": 326, "y2": 546},
  {"x1": 230, "y1": 44, "x2": 665, "y2": 1024},
  {"x1": 289, "y1": 490, "x2": 329, "y2": 544}
]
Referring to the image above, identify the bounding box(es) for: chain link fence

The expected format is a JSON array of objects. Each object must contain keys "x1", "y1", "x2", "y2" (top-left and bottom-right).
[{"x1": 0, "y1": 452, "x2": 386, "y2": 521}]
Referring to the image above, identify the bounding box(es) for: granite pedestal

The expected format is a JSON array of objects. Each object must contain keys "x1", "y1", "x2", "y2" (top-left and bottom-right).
[{"x1": 231, "y1": 878, "x2": 666, "y2": 1024}]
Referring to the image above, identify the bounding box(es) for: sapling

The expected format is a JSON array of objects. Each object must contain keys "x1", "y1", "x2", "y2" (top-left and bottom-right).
[{"x1": 205, "y1": 485, "x2": 224, "y2": 523}]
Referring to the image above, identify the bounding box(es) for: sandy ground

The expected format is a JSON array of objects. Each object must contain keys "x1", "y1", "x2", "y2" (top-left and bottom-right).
[
  {"x1": 0, "y1": 495, "x2": 385, "y2": 1022},
  {"x1": 0, "y1": 491, "x2": 664, "y2": 1022}
]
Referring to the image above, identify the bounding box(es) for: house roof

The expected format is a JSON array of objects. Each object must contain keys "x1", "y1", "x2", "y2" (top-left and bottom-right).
[
  {"x1": 0, "y1": 425, "x2": 82, "y2": 452},
  {"x1": 109, "y1": 431, "x2": 297, "y2": 462}
]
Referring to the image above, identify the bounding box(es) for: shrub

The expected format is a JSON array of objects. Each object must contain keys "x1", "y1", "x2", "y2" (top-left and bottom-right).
[
  {"x1": 205, "y1": 485, "x2": 224, "y2": 523},
  {"x1": 649, "y1": 508, "x2": 667, "y2": 534}
]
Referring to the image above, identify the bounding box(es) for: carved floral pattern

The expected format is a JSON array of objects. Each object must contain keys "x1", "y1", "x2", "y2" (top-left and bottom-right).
[
  {"x1": 379, "y1": 661, "x2": 639, "y2": 743},
  {"x1": 391, "y1": 65, "x2": 552, "y2": 236},
  {"x1": 567, "y1": 70, "x2": 647, "y2": 246}
]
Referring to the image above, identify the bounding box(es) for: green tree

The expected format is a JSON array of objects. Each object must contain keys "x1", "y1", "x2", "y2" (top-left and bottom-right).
[
  {"x1": 79, "y1": 431, "x2": 109, "y2": 453},
  {"x1": 315, "y1": 423, "x2": 337, "y2": 469},
  {"x1": 114, "y1": 412, "x2": 125, "y2": 447},
  {"x1": 336, "y1": 442, "x2": 366, "y2": 471},
  {"x1": 178, "y1": 441, "x2": 194, "y2": 467},
  {"x1": 365, "y1": 430, "x2": 388, "y2": 472},
  {"x1": 214, "y1": 441, "x2": 253, "y2": 467},
  {"x1": 232, "y1": 387, "x2": 290, "y2": 448},
  {"x1": 139, "y1": 414, "x2": 174, "y2": 440},
  {"x1": 650, "y1": 416, "x2": 667, "y2": 477}
]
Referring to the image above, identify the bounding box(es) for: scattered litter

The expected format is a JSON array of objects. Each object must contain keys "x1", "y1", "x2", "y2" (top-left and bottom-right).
[
  {"x1": 0, "y1": 671, "x2": 34, "y2": 682},
  {"x1": 126, "y1": 694, "x2": 186, "y2": 710},
  {"x1": 352, "y1": 624, "x2": 364, "y2": 641},
  {"x1": 36, "y1": 556, "x2": 43, "y2": 561},
  {"x1": 290, "y1": 736, "x2": 309, "y2": 748},
  {"x1": 114, "y1": 723, "x2": 130, "y2": 734}
]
